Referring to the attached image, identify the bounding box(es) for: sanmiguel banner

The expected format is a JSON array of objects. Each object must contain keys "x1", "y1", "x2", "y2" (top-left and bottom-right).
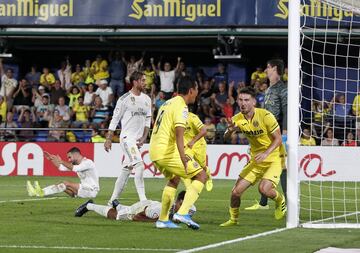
[{"x1": 0, "y1": 0, "x2": 358, "y2": 27}]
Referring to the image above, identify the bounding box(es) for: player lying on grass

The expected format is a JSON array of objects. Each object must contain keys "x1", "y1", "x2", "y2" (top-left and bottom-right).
[
  {"x1": 75, "y1": 190, "x2": 196, "y2": 223},
  {"x1": 220, "y1": 87, "x2": 286, "y2": 227},
  {"x1": 27, "y1": 147, "x2": 99, "y2": 198}
]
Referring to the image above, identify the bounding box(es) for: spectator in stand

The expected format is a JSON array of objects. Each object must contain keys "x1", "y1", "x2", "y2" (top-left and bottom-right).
[
  {"x1": 352, "y1": 90, "x2": 360, "y2": 116},
  {"x1": 12, "y1": 78, "x2": 33, "y2": 111},
  {"x1": 144, "y1": 62, "x2": 156, "y2": 96},
  {"x1": 210, "y1": 81, "x2": 229, "y2": 118},
  {"x1": 342, "y1": 131, "x2": 357, "y2": 146},
  {"x1": 84, "y1": 83, "x2": 96, "y2": 106},
  {"x1": 83, "y1": 59, "x2": 95, "y2": 84},
  {"x1": 312, "y1": 100, "x2": 329, "y2": 135},
  {"x1": 198, "y1": 79, "x2": 212, "y2": 119},
  {"x1": 55, "y1": 96, "x2": 71, "y2": 122},
  {"x1": 321, "y1": 126, "x2": 339, "y2": 146},
  {"x1": 108, "y1": 51, "x2": 126, "y2": 99},
  {"x1": 57, "y1": 58, "x2": 72, "y2": 90},
  {"x1": 175, "y1": 60, "x2": 189, "y2": 85},
  {"x1": 204, "y1": 116, "x2": 216, "y2": 144},
  {"x1": 91, "y1": 54, "x2": 109, "y2": 82},
  {"x1": 50, "y1": 79, "x2": 67, "y2": 105},
  {"x1": 40, "y1": 67, "x2": 56, "y2": 88},
  {"x1": 71, "y1": 64, "x2": 85, "y2": 85},
  {"x1": 229, "y1": 132, "x2": 238, "y2": 145},
  {"x1": 282, "y1": 67, "x2": 288, "y2": 82},
  {"x1": 25, "y1": 65, "x2": 41, "y2": 87},
  {"x1": 90, "y1": 126, "x2": 106, "y2": 143},
  {"x1": 255, "y1": 82, "x2": 268, "y2": 108},
  {"x1": 151, "y1": 56, "x2": 180, "y2": 100},
  {"x1": 216, "y1": 117, "x2": 228, "y2": 143},
  {"x1": 32, "y1": 85, "x2": 48, "y2": 108},
  {"x1": 47, "y1": 109, "x2": 67, "y2": 142},
  {"x1": 0, "y1": 111, "x2": 18, "y2": 141},
  {"x1": 17, "y1": 107, "x2": 36, "y2": 141},
  {"x1": 95, "y1": 79, "x2": 113, "y2": 107},
  {"x1": 328, "y1": 94, "x2": 351, "y2": 121},
  {"x1": 123, "y1": 52, "x2": 144, "y2": 88},
  {"x1": 212, "y1": 63, "x2": 228, "y2": 92},
  {"x1": 36, "y1": 93, "x2": 54, "y2": 128},
  {"x1": 0, "y1": 59, "x2": 18, "y2": 109},
  {"x1": 67, "y1": 85, "x2": 82, "y2": 108},
  {"x1": 0, "y1": 95, "x2": 6, "y2": 122},
  {"x1": 71, "y1": 96, "x2": 90, "y2": 128},
  {"x1": 155, "y1": 91, "x2": 166, "y2": 110},
  {"x1": 90, "y1": 96, "x2": 110, "y2": 126},
  {"x1": 250, "y1": 67, "x2": 267, "y2": 86},
  {"x1": 300, "y1": 127, "x2": 316, "y2": 146},
  {"x1": 195, "y1": 68, "x2": 207, "y2": 88}
]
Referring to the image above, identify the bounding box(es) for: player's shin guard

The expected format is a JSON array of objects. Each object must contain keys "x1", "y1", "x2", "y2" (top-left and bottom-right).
[
  {"x1": 87, "y1": 203, "x2": 112, "y2": 218},
  {"x1": 177, "y1": 180, "x2": 204, "y2": 215},
  {"x1": 273, "y1": 190, "x2": 284, "y2": 205},
  {"x1": 159, "y1": 186, "x2": 177, "y2": 221},
  {"x1": 42, "y1": 183, "x2": 66, "y2": 196},
  {"x1": 181, "y1": 178, "x2": 192, "y2": 189},
  {"x1": 134, "y1": 162, "x2": 147, "y2": 201},
  {"x1": 229, "y1": 207, "x2": 240, "y2": 222},
  {"x1": 109, "y1": 167, "x2": 131, "y2": 202}
]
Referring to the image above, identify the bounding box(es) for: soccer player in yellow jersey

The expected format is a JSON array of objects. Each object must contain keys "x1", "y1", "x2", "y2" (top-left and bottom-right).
[
  {"x1": 184, "y1": 111, "x2": 213, "y2": 191},
  {"x1": 220, "y1": 87, "x2": 286, "y2": 227},
  {"x1": 150, "y1": 76, "x2": 207, "y2": 229}
]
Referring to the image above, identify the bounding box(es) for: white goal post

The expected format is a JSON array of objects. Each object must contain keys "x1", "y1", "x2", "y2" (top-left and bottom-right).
[{"x1": 288, "y1": 0, "x2": 360, "y2": 228}]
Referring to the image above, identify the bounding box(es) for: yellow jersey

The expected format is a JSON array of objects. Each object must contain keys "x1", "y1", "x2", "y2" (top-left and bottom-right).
[
  {"x1": 40, "y1": 73, "x2": 56, "y2": 86},
  {"x1": 251, "y1": 71, "x2": 267, "y2": 81},
  {"x1": 0, "y1": 100, "x2": 7, "y2": 122},
  {"x1": 91, "y1": 60, "x2": 109, "y2": 80},
  {"x1": 73, "y1": 104, "x2": 89, "y2": 121},
  {"x1": 352, "y1": 95, "x2": 360, "y2": 116},
  {"x1": 144, "y1": 70, "x2": 156, "y2": 90},
  {"x1": 300, "y1": 137, "x2": 316, "y2": 146},
  {"x1": 150, "y1": 96, "x2": 188, "y2": 161},
  {"x1": 71, "y1": 72, "x2": 85, "y2": 85},
  {"x1": 184, "y1": 112, "x2": 206, "y2": 150},
  {"x1": 232, "y1": 108, "x2": 280, "y2": 162}
]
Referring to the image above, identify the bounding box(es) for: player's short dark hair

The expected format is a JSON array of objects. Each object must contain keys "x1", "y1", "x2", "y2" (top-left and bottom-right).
[
  {"x1": 67, "y1": 147, "x2": 81, "y2": 154},
  {"x1": 130, "y1": 71, "x2": 144, "y2": 84},
  {"x1": 176, "y1": 190, "x2": 186, "y2": 201},
  {"x1": 177, "y1": 76, "x2": 197, "y2": 95},
  {"x1": 238, "y1": 86, "x2": 257, "y2": 98},
  {"x1": 267, "y1": 59, "x2": 284, "y2": 76}
]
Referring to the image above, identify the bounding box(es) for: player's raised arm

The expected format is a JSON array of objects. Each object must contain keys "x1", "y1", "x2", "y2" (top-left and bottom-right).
[
  {"x1": 224, "y1": 118, "x2": 238, "y2": 140},
  {"x1": 105, "y1": 97, "x2": 126, "y2": 152}
]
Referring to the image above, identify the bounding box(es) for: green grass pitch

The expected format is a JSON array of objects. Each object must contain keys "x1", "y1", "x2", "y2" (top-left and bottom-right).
[{"x1": 0, "y1": 176, "x2": 360, "y2": 253}]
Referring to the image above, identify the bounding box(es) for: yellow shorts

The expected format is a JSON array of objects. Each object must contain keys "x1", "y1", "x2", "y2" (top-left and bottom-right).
[
  {"x1": 153, "y1": 156, "x2": 203, "y2": 180},
  {"x1": 279, "y1": 144, "x2": 287, "y2": 169},
  {"x1": 239, "y1": 158, "x2": 282, "y2": 186},
  {"x1": 189, "y1": 146, "x2": 206, "y2": 168}
]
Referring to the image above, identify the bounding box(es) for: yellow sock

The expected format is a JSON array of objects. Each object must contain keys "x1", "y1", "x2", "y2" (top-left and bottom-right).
[
  {"x1": 177, "y1": 180, "x2": 204, "y2": 215},
  {"x1": 159, "y1": 186, "x2": 177, "y2": 221},
  {"x1": 273, "y1": 190, "x2": 284, "y2": 205},
  {"x1": 181, "y1": 178, "x2": 192, "y2": 189},
  {"x1": 229, "y1": 207, "x2": 239, "y2": 221}
]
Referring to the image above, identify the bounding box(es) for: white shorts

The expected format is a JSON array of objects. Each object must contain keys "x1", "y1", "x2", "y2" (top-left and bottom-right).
[
  {"x1": 77, "y1": 184, "x2": 99, "y2": 198},
  {"x1": 120, "y1": 138, "x2": 143, "y2": 168},
  {"x1": 116, "y1": 200, "x2": 160, "y2": 220}
]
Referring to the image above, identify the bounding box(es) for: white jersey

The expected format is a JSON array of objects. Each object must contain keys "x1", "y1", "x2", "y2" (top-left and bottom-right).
[
  {"x1": 60, "y1": 157, "x2": 99, "y2": 191},
  {"x1": 108, "y1": 91, "x2": 151, "y2": 140},
  {"x1": 116, "y1": 200, "x2": 161, "y2": 220}
]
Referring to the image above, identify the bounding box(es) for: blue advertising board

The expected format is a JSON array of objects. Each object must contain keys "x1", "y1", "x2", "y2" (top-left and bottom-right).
[{"x1": 0, "y1": 0, "x2": 358, "y2": 27}]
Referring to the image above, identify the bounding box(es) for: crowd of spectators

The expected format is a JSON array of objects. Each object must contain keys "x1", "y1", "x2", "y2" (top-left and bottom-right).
[{"x1": 2, "y1": 52, "x2": 357, "y2": 146}]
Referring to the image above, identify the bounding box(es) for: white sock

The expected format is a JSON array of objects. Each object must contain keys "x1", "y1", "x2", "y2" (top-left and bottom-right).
[
  {"x1": 42, "y1": 183, "x2": 66, "y2": 196},
  {"x1": 134, "y1": 162, "x2": 147, "y2": 201},
  {"x1": 87, "y1": 203, "x2": 111, "y2": 218},
  {"x1": 108, "y1": 168, "x2": 131, "y2": 202}
]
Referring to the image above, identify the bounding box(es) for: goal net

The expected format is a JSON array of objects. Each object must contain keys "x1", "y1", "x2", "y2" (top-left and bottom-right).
[{"x1": 299, "y1": 0, "x2": 360, "y2": 228}]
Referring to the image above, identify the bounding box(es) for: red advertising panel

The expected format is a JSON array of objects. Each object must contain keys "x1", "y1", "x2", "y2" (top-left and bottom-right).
[{"x1": 0, "y1": 142, "x2": 94, "y2": 177}]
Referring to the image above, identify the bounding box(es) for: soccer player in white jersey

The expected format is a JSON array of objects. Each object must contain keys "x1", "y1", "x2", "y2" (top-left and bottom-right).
[
  {"x1": 26, "y1": 147, "x2": 99, "y2": 198},
  {"x1": 104, "y1": 71, "x2": 152, "y2": 203},
  {"x1": 75, "y1": 191, "x2": 196, "y2": 223}
]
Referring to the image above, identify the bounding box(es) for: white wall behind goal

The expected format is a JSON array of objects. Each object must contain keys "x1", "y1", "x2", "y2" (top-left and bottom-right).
[{"x1": 94, "y1": 144, "x2": 360, "y2": 181}]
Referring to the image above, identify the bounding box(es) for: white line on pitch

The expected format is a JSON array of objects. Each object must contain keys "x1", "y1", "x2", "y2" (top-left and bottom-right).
[
  {"x1": 0, "y1": 197, "x2": 67, "y2": 204},
  {"x1": 177, "y1": 227, "x2": 291, "y2": 253},
  {"x1": 0, "y1": 245, "x2": 182, "y2": 252}
]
